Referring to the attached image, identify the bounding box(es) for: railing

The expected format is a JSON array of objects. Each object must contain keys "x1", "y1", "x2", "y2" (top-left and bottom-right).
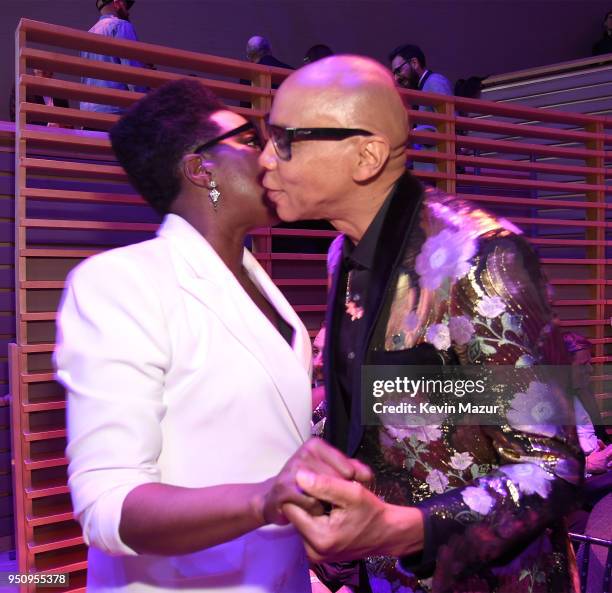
[
  {"x1": 482, "y1": 53, "x2": 612, "y2": 117},
  {"x1": 569, "y1": 532, "x2": 612, "y2": 593},
  {"x1": 8, "y1": 17, "x2": 612, "y2": 591}
]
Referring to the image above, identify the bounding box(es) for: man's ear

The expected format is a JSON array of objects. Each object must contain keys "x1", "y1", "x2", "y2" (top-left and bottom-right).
[
  {"x1": 353, "y1": 136, "x2": 390, "y2": 182},
  {"x1": 182, "y1": 154, "x2": 212, "y2": 188}
]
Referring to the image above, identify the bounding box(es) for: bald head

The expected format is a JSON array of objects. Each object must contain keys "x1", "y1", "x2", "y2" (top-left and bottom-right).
[
  {"x1": 277, "y1": 55, "x2": 408, "y2": 148},
  {"x1": 246, "y1": 36, "x2": 271, "y2": 63}
]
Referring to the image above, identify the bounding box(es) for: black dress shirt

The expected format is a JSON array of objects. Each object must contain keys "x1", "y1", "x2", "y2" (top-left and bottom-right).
[{"x1": 333, "y1": 196, "x2": 393, "y2": 418}]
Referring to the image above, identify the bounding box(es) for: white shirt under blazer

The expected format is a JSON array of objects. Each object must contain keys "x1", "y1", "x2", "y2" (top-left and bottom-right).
[{"x1": 55, "y1": 214, "x2": 313, "y2": 592}]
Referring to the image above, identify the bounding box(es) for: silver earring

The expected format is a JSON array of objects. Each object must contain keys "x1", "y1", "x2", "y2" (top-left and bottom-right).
[{"x1": 208, "y1": 180, "x2": 221, "y2": 209}]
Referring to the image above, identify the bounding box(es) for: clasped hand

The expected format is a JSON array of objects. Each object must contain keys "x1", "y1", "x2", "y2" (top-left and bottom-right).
[
  {"x1": 259, "y1": 438, "x2": 424, "y2": 564},
  {"x1": 258, "y1": 437, "x2": 372, "y2": 525}
]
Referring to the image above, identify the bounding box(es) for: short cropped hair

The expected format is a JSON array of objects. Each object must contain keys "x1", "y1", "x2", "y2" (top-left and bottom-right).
[
  {"x1": 388, "y1": 44, "x2": 426, "y2": 68},
  {"x1": 109, "y1": 78, "x2": 223, "y2": 215},
  {"x1": 303, "y1": 44, "x2": 334, "y2": 64}
]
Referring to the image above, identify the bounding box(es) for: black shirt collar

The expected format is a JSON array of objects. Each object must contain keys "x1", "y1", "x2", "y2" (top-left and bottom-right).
[{"x1": 341, "y1": 186, "x2": 395, "y2": 271}]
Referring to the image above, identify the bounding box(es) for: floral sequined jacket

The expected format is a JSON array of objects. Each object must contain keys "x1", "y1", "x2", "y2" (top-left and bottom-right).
[{"x1": 322, "y1": 173, "x2": 583, "y2": 593}]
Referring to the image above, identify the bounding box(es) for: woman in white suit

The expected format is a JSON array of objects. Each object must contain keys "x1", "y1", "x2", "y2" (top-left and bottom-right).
[{"x1": 54, "y1": 79, "x2": 369, "y2": 593}]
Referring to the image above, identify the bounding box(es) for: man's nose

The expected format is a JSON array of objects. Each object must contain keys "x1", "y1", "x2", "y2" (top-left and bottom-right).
[{"x1": 258, "y1": 140, "x2": 277, "y2": 169}]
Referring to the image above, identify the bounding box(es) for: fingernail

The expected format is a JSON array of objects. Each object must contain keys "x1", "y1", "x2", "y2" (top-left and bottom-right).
[{"x1": 296, "y1": 470, "x2": 315, "y2": 489}]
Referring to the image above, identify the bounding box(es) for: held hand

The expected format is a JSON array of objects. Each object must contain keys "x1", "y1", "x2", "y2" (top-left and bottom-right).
[
  {"x1": 258, "y1": 438, "x2": 372, "y2": 525},
  {"x1": 282, "y1": 470, "x2": 423, "y2": 562},
  {"x1": 586, "y1": 443, "x2": 612, "y2": 474}
]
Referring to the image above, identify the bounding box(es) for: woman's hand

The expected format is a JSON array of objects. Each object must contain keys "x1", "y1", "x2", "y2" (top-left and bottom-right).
[{"x1": 257, "y1": 438, "x2": 372, "y2": 525}]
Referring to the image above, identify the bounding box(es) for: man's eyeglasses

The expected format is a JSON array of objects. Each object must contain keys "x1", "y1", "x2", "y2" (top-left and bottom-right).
[
  {"x1": 265, "y1": 122, "x2": 373, "y2": 161},
  {"x1": 193, "y1": 121, "x2": 262, "y2": 154},
  {"x1": 392, "y1": 60, "x2": 409, "y2": 78}
]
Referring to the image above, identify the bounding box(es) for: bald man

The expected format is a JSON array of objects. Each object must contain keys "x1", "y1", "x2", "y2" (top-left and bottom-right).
[
  {"x1": 260, "y1": 56, "x2": 583, "y2": 593},
  {"x1": 245, "y1": 35, "x2": 293, "y2": 69}
]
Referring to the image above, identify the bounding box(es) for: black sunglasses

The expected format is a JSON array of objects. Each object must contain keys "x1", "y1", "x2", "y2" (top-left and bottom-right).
[
  {"x1": 265, "y1": 122, "x2": 373, "y2": 161},
  {"x1": 193, "y1": 121, "x2": 262, "y2": 154}
]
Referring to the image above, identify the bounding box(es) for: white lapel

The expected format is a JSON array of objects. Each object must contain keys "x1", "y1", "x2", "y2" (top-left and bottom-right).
[{"x1": 157, "y1": 215, "x2": 312, "y2": 443}]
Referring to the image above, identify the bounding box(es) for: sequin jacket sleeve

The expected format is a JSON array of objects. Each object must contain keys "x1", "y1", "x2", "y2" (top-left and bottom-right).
[{"x1": 399, "y1": 231, "x2": 584, "y2": 579}]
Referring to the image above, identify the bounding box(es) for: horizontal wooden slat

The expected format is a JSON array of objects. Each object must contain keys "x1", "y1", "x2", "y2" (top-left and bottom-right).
[
  {"x1": 275, "y1": 279, "x2": 328, "y2": 286},
  {"x1": 22, "y1": 102, "x2": 116, "y2": 130},
  {"x1": 25, "y1": 453, "x2": 67, "y2": 471},
  {"x1": 20, "y1": 73, "x2": 141, "y2": 110},
  {"x1": 26, "y1": 480, "x2": 69, "y2": 500},
  {"x1": 21, "y1": 314, "x2": 57, "y2": 323},
  {"x1": 549, "y1": 279, "x2": 612, "y2": 285},
  {"x1": 28, "y1": 502, "x2": 74, "y2": 528},
  {"x1": 22, "y1": 187, "x2": 143, "y2": 205},
  {"x1": 455, "y1": 92, "x2": 606, "y2": 126},
  {"x1": 21, "y1": 281, "x2": 66, "y2": 289},
  {"x1": 23, "y1": 400, "x2": 65, "y2": 414},
  {"x1": 20, "y1": 18, "x2": 286, "y2": 80},
  {"x1": 29, "y1": 534, "x2": 84, "y2": 555},
  {"x1": 21, "y1": 248, "x2": 102, "y2": 258},
  {"x1": 540, "y1": 258, "x2": 609, "y2": 265},
  {"x1": 22, "y1": 219, "x2": 157, "y2": 232},
  {"x1": 509, "y1": 217, "x2": 611, "y2": 229},
  {"x1": 458, "y1": 172, "x2": 606, "y2": 194},
  {"x1": 457, "y1": 193, "x2": 612, "y2": 211},
  {"x1": 21, "y1": 129, "x2": 111, "y2": 152},
  {"x1": 20, "y1": 343, "x2": 55, "y2": 353},
  {"x1": 552, "y1": 300, "x2": 611, "y2": 306},
  {"x1": 22, "y1": 157, "x2": 127, "y2": 180},
  {"x1": 22, "y1": 371, "x2": 55, "y2": 382},
  {"x1": 293, "y1": 305, "x2": 326, "y2": 313},
  {"x1": 24, "y1": 427, "x2": 66, "y2": 441},
  {"x1": 22, "y1": 47, "x2": 272, "y2": 102},
  {"x1": 455, "y1": 115, "x2": 606, "y2": 144},
  {"x1": 457, "y1": 135, "x2": 604, "y2": 160},
  {"x1": 457, "y1": 154, "x2": 606, "y2": 177}
]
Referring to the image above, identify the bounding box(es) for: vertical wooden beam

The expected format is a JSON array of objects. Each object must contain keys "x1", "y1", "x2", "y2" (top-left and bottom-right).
[
  {"x1": 251, "y1": 69, "x2": 273, "y2": 276},
  {"x1": 437, "y1": 98, "x2": 456, "y2": 194},
  {"x1": 14, "y1": 22, "x2": 27, "y2": 348},
  {"x1": 8, "y1": 344, "x2": 27, "y2": 576},
  {"x1": 252, "y1": 70, "x2": 272, "y2": 117}
]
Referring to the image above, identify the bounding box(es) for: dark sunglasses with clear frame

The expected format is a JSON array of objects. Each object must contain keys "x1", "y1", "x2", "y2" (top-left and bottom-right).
[
  {"x1": 265, "y1": 121, "x2": 373, "y2": 161},
  {"x1": 193, "y1": 121, "x2": 263, "y2": 155}
]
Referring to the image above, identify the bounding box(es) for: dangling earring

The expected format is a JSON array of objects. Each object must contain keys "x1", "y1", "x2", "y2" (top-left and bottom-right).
[{"x1": 208, "y1": 179, "x2": 221, "y2": 209}]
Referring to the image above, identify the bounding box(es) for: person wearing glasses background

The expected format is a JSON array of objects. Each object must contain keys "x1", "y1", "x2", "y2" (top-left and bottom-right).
[
  {"x1": 260, "y1": 55, "x2": 583, "y2": 593},
  {"x1": 388, "y1": 44, "x2": 452, "y2": 174},
  {"x1": 54, "y1": 78, "x2": 370, "y2": 593}
]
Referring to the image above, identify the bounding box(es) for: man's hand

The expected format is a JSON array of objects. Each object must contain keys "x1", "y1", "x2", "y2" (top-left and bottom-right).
[
  {"x1": 282, "y1": 470, "x2": 423, "y2": 562},
  {"x1": 257, "y1": 438, "x2": 372, "y2": 525},
  {"x1": 586, "y1": 441, "x2": 612, "y2": 474}
]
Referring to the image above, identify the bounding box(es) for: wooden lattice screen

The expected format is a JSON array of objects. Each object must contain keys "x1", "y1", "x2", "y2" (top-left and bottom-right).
[{"x1": 9, "y1": 18, "x2": 611, "y2": 592}]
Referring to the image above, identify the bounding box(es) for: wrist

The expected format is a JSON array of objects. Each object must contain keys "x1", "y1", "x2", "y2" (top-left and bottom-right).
[
  {"x1": 381, "y1": 504, "x2": 424, "y2": 557},
  {"x1": 250, "y1": 480, "x2": 272, "y2": 527}
]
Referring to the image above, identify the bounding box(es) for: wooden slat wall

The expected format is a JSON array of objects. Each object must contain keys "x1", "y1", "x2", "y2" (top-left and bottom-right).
[
  {"x1": 0, "y1": 123, "x2": 17, "y2": 557},
  {"x1": 482, "y1": 53, "x2": 612, "y2": 118},
  {"x1": 7, "y1": 17, "x2": 611, "y2": 591}
]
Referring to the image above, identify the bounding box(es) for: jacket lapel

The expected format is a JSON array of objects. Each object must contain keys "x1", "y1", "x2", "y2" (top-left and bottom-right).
[
  {"x1": 348, "y1": 173, "x2": 425, "y2": 455},
  {"x1": 158, "y1": 214, "x2": 311, "y2": 444}
]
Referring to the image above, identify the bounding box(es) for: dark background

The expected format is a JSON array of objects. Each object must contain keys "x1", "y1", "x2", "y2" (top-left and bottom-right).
[{"x1": 1, "y1": 0, "x2": 610, "y2": 120}]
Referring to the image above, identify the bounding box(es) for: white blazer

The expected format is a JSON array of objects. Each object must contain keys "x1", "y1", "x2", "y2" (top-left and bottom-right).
[{"x1": 55, "y1": 214, "x2": 313, "y2": 593}]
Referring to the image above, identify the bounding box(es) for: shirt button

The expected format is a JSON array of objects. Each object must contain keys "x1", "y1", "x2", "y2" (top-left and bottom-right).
[{"x1": 347, "y1": 352, "x2": 356, "y2": 360}]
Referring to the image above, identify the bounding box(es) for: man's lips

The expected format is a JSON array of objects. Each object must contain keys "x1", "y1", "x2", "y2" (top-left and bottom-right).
[{"x1": 263, "y1": 187, "x2": 284, "y2": 201}]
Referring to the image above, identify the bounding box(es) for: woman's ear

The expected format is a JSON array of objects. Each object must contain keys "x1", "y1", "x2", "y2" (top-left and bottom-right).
[
  {"x1": 182, "y1": 154, "x2": 212, "y2": 188},
  {"x1": 353, "y1": 135, "x2": 390, "y2": 182}
]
